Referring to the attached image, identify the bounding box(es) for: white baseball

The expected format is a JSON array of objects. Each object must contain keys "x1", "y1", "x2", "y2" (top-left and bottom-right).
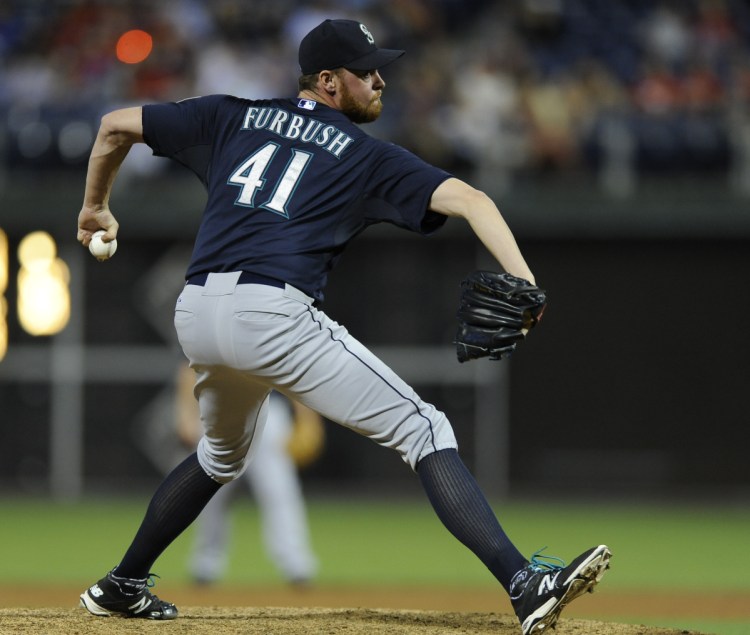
[{"x1": 89, "y1": 230, "x2": 118, "y2": 261}]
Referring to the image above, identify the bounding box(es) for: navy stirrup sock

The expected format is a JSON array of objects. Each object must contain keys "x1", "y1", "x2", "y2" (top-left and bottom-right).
[
  {"x1": 114, "y1": 452, "x2": 223, "y2": 580},
  {"x1": 417, "y1": 448, "x2": 527, "y2": 592}
]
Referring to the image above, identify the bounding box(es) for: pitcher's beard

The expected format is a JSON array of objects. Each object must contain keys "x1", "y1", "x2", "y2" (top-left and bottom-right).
[{"x1": 340, "y1": 86, "x2": 383, "y2": 123}]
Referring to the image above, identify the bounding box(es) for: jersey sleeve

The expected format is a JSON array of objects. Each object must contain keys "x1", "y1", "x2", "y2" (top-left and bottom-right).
[
  {"x1": 142, "y1": 95, "x2": 226, "y2": 185},
  {"x1": 363, "y1": 142, "x2": 452, "y2": 235}
]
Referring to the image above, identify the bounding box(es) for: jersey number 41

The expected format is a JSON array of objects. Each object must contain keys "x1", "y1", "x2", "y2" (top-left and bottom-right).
[{"x1": 228, "y1": 141, "x2": 312, "y2": 218}]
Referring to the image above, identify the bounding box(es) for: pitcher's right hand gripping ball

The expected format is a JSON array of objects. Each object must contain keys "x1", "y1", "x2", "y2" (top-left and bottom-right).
[
  {"x1": 88, "y1": 230, "x2": 117, "y2": 261},
  {"x1": 455, "y1": 271, "x2": 547, "y2": 363}
]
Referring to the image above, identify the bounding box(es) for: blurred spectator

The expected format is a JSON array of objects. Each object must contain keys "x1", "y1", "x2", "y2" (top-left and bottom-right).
[
  {"x1": 519, "y1": 68, "x2": 581, "y2": 172},
  {"x1": 631, "y1": 57, "x2": 683, "y2": 116},
  {"x1": 193, "y1": 41, "x2": 289, "y2": 98},
  {"x1": 639, "y1": 3, "x2": 692, "y2": 67},
  {"x1": 576, "y1": 59, "x2": 636, "y2": 195},
  {"x1": 394, "y1": 50, "x2": 464, "y2": 172},
  {"x1": 682, "y1": 57, "x2": 724, "y2": 114},
  {"x1": 693, "y1": 0, "x2": 738, "y2": 64}
]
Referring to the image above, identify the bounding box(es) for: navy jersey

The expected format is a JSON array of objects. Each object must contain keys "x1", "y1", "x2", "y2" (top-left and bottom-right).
[{"x1": 142, "y1": 95, "x2": 451, "y2": 302}]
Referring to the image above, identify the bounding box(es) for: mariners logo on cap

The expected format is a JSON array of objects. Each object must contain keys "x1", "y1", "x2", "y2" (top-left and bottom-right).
[
  {"x1": 359, "y1": 23, "x2": 375, "y2": 44},
  {"x1": 297, "y1": 99, "x2": 317, "y2": 110}
]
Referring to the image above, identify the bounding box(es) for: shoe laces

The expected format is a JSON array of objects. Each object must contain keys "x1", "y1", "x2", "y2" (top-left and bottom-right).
[
  {"x1": 528, "y1": 547, "x2": 566, "y2": 573},
  {"x1": 145, "y1": 573, "x2": 160, "y2": 589},
  {"x1": 109, "y1": 570, "x2": 161, "y2": 594},
  {"x1": 510, "y1": 547, "x2": 566, "y2": 602}
]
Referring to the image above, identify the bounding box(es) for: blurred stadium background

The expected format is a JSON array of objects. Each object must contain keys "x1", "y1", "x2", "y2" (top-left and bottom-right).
[{"x1": 1, "y1": 1, "x2": 750, "y2": 618}]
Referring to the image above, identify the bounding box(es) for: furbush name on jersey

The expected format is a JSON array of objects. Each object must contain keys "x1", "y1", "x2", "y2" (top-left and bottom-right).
[{"x1": 242, "y1": 106, "x2": 354, "y2": 158}]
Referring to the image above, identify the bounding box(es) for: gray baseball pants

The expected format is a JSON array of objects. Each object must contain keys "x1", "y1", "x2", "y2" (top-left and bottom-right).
[{"x1": 173, "y1": 271, "x2": 457, "y2": 483}]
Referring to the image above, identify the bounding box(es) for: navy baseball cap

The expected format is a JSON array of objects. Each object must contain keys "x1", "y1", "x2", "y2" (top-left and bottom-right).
[{"x1": 299, "y1": 19, "x2": 405, "y2": 74}]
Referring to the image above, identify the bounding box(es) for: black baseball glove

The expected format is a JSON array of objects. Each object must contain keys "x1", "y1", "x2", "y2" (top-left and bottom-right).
[{"x1": 455, "y1": 271, "x2": 546, "y2": 363}]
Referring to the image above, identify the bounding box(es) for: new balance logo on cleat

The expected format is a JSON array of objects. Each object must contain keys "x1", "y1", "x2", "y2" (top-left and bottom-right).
[
  {"x1": 127, "y1": 595, "x2": 153, "y2": 614},
  {"x1": 79, "y1": 570, "x2": 178, "y2": 620},
  {"x1": 537, "y1": 572, "x2": 559, "y2": 595},
  {"x1": 536, "y1": 571, "x2": 560, "y2": 595},
  {"x1": 511, "y1": 545, "x2": 611, "y2": 635}
]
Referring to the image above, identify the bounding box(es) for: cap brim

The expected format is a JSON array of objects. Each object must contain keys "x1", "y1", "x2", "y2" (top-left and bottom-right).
[{"x1": 345, "y1": 48, "x2": 405, "y2": 71}]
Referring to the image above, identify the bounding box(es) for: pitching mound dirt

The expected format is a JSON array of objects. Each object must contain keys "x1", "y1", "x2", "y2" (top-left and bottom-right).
[{"x1": 0, "y1": 607, "x2": 707, "y2": 635}]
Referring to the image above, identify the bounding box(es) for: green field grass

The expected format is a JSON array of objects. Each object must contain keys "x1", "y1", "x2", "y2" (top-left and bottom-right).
[{"x1": 1, "y1": 497, "x2": 748, "y2": 634}]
